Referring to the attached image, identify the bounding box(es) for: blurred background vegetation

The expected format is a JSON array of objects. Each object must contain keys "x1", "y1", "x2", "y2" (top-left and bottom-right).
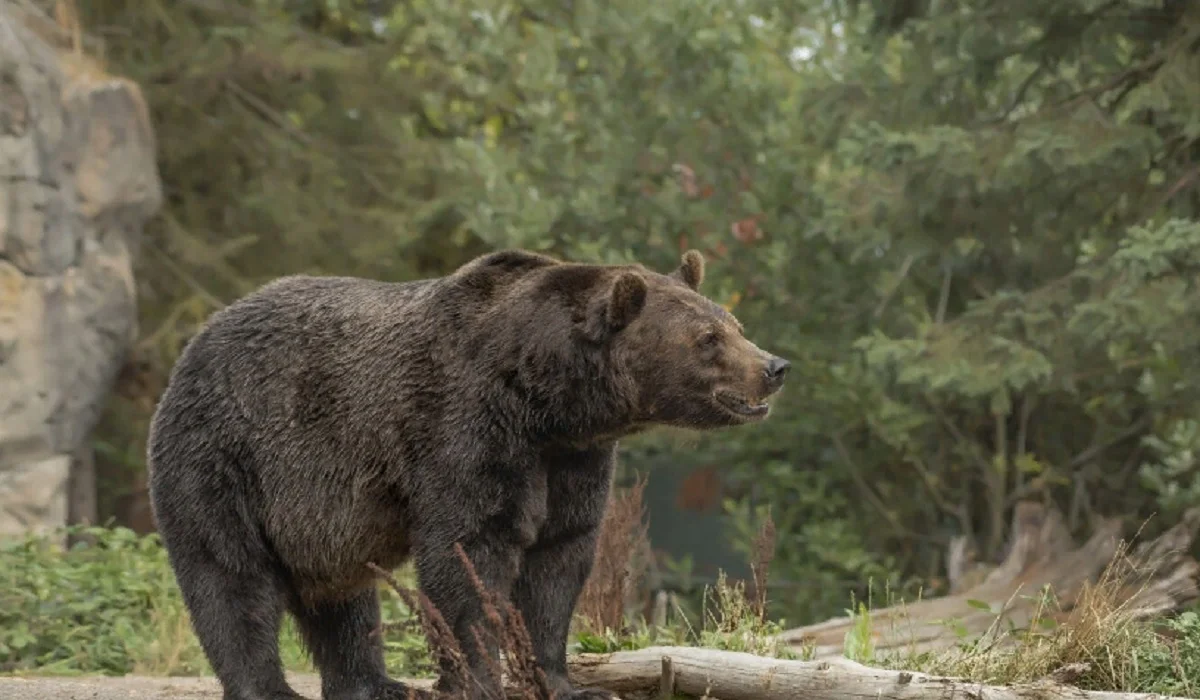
[{"x1": 69, "y1": 0, "x2": 1200, "y2": 629}]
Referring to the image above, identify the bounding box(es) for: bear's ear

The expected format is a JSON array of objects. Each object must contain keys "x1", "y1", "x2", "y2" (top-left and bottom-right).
[
  {"x1": 670, "y1": 249, "x2": 705, "y2": 291},
  {"x1": 606, "y1": 272, "x2": 648, "y2": 331}
]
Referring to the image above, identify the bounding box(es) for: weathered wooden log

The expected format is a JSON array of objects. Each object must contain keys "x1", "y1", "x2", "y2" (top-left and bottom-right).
[
  {"x1": 2, "y1": 655, "x2": 1188, "y2": 700},
  {"x1": 776, "y1": 503, "x2": 1200, "y2": 659},
  {"x1": 565, "y1": 646, "x2": 1190, "y2": 700}
]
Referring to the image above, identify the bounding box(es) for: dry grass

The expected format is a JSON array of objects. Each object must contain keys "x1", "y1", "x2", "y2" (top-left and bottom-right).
[
  {"x1": 369, "y1": 542, "x2": 554, "y2": 700},
  {"x1": 129, "y1": 601, "x2": 210, "y2": 676},
  {"x1": 748, "y1": 512, "x2": 776, "y2": 624},
  {"x1": 884, "y1": 538, "x2": 1200, "y2": 695},
  {"x1": 52, "y1": 0, "x2": 83, "y2": 55},
  {"x1": 11, "y1": 0, "x2": 92, "y2": 58},
  {"x1": 10, "y1": 0, "x2": 149, "y2": 107},
  {"x1": 574, "y1": 476, "x2": 651, "y2": 636}
]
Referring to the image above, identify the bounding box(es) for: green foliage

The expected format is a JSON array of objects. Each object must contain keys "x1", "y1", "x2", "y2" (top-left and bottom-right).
[
  {"x1": 723, "y1": 477, "x2": 913, "y2": 624},
  {"x1": 0, "y1": 526, "x2": 204, "y2": 675},
  {"x1": 1141, "y1": 611, "x2": 1200, "y2": 697},
  {"x1": 732, "y1": 0, "x2": 1200, "y2": 620},
  {"x1": 0, "y1": 528, "x2": 431, "y2": 677},
  {"x1": 573, "y1": 625, "x2": 668, "y2": 654},
  {"x1": 75, "y1": 0, "x2": 1200, "y2": 628}
]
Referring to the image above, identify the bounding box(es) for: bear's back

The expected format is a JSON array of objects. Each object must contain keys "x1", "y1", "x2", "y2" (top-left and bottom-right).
[{"x1": 154, "y1": 274, "x2": 445, "y2": 448}]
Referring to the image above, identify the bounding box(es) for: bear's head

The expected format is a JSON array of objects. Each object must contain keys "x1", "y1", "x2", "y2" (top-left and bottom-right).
[{"x1": 591, "y1": 250, "x2": 790, "y2": 430}]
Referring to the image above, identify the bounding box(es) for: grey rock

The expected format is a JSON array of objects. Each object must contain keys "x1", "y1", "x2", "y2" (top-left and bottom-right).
[{"x1": 0, "y1": 4, "x2": 161, "y2": 538}]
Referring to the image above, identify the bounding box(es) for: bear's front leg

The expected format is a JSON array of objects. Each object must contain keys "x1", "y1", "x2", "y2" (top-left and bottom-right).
[
  {"x1": 511, "y1": 529, "x2": 618, "y2": 700},
  {"x1": 510, "y1": 445, "x2": 620, "y2": 700},
  {"x1": 414, "y1": 530, "x2": 524, "y2": 700}
]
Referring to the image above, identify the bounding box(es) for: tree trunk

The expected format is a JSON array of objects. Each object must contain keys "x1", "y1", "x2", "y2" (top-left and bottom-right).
[
  {"x1": 65, "y1": 440, "x2": 98, "y2": 547},
  {"x1": 776, "y1": 503, "x2": 1200, "y2": 659}
]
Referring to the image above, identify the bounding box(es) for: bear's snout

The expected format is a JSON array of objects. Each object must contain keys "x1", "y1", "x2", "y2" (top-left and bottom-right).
[{"x1": 764, "y1": 356, "x2": 791, "y2": 391}]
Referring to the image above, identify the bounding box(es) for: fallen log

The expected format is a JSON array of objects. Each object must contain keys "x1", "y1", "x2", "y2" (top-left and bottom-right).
[
  {"x1": 775, "y1": 503, "x2": 1200, "y2": 659},
  {"x1": 565, "y1": 646, "x2": 1190, "y2": 700}
]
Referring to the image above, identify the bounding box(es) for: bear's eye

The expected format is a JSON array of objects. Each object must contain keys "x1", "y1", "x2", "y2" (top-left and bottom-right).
[{"x1": 699, "y1": 331, "x2": 720, "y2": 348}]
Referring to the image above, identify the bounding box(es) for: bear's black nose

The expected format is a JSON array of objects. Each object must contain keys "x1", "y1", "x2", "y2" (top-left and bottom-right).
[{"x1": 766, "y1": 356, "x2": 791, "y2": 381}]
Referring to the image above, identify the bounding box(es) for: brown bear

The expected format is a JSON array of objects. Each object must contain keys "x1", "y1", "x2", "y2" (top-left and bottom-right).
[{"x1": 146, "y1": 249, "x2": 789, "y2": 700}]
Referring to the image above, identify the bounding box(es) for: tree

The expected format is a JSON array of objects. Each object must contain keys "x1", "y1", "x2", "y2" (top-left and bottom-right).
[
  {"x1": 729, "y1": 0, "x2": 1200, "y2": 619},
  {"x1": 80, "y1": 0, "x2": 1200, "y2": 624}
]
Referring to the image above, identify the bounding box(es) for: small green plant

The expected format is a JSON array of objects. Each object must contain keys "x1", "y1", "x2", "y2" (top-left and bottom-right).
[
  {"x1": 573, "y1": 622, "x2": 664, "y2": 654},
  {"x1": 694, "y1": 571, "x2": 793, "y2": 658},
  {"x1": 842, "y1": 599, "x2": 875, "y2": 663}
]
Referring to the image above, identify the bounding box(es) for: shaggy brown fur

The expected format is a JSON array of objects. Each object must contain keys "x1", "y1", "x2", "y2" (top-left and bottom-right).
[{"x1": 147, "y1": 249, "x2": 790, "y2": 700}]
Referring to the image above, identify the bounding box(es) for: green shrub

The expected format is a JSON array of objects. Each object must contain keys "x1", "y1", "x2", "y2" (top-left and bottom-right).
[
  {"x1": 0, "y1": 526, "x2": 205, "y2": 675},
  {"x1": 1136, "y1": 611, "x2": 1200, "y2": 697},
  {"x1": 0, "y1": 526, "x2": 431, "y2": 677}
]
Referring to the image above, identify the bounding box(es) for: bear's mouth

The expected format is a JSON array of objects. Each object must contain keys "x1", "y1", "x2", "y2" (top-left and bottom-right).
[{"x1": 714, "y1": 391, "x2": 771, "y2": 420}]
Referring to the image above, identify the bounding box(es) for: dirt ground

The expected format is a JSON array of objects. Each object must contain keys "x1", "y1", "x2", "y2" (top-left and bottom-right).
[{"x1": 0, "y1": 674, "x2": 435, "y2": 699}]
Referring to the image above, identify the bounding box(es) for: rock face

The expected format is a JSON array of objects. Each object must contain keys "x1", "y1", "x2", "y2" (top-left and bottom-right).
[{"x1": 0, "y1": 6, "x2": 161, "y2": 538}]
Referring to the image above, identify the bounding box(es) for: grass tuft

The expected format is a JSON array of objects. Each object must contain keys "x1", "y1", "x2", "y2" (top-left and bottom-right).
[{"x1": 869, "y1": 540, "x2": 1200, "y2": 696}]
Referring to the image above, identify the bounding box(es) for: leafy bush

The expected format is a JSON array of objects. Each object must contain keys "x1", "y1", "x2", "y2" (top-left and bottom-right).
[
  {"x1": 0, "y1": 527, "x2": 431, "y2": 677},
  {"x1": 0, "y1": 526, "x2": 206, "y2": 675},
  {"x1": 1141, "y1": 611, "x2": 1200, "y2": 697}
]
